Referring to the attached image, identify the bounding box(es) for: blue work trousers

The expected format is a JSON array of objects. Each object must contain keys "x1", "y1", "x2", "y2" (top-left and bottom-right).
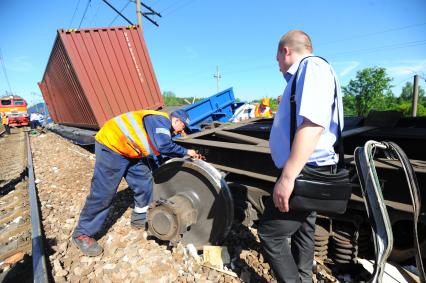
[{"x1": 74, "y1": 142, "x2": 154, "y2": 237}]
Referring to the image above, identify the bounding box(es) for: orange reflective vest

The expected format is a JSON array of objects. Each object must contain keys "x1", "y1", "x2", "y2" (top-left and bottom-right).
[
  {"x1": 1, "y1": 115, "x2": 8, "y2": 125},
  {"x1": 95, "y1": 110, "x2": 170, "y2": 158},
  {"x1": 255, "y1": 104, "x2": 273, "y2": 118}
]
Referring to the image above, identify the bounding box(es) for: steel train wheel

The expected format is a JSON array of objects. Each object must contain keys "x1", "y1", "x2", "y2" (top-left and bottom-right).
[{"x1": 148, "y1": 158, "x2": 233, "y2": 249}]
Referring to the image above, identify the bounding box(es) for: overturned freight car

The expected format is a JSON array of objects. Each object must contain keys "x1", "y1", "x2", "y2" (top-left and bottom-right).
[{"x1": 38, "y1": 26, "x2": 163, "y2": 130}]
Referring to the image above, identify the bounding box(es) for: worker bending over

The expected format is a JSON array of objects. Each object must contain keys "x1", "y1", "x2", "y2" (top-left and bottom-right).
[{"x1": 73, "y1": 109, "x2": 202, "y2": 256}]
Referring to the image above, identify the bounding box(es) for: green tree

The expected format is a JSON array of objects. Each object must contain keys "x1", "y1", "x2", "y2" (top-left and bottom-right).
[
  {"x1": 269, "y1": 98, "x2": 279, "y2": 111},
  {"x1": 162, "y1": 91, "x2": 183, "y2": 106},
  {"x1": 396, "y1": 102, "x2": 426, "y2": 116},
  {"x1": 342, "y1": 94, "x2": 357, "y2": 116},
  {"x1": 342, "y1": 67, "x2": 396, "y2": 116},
  {"x1": 162, "y1": 91, "x2": 207, "y2": 106},
  {"x1": 251, "y1": 97, "x2": 280, "y2": 111},
  {"x1": 398, "y1": 81, "x2": 425, "y2": 105}
]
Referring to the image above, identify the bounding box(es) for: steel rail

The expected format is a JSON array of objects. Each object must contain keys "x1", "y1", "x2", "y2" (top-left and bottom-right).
[{"x1": 26, "y1": 133, "x2": 49, "y2": 283}]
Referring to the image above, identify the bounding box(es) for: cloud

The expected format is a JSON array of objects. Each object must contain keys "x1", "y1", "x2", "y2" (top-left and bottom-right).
[
  {"x1": 333, "y1": 61, "x2": 360, "y2": 77},
  {"x1": 386, "y1": 59, "x2": 426, "y2": 77},
  {"x1": 184, "y1": 47, "x2": 199, "y2": 60},
  {"x1": 5, "y1": 56, "x2": 33, "y2": 72}
]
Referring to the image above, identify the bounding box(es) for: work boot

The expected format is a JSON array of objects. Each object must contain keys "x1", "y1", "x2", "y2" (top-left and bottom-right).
[
  {"x1": 131, "y1": 211, "x2": 147, "y2": 229},
  {"x1": 72, "y1": 234, "x2": 103, "y2": 257}
]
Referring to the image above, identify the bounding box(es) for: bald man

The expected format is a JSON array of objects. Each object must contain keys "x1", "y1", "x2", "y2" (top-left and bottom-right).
[{"x1": 259, "y1": 30, "x2": 344, "y2": 282}]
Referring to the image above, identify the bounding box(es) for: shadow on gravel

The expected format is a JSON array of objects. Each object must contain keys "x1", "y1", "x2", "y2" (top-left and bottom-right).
[
  {"x1": 0, "y1": 254, "x2": 33, "y2": 283},
  {"x1": 0, "y1": 168, "x2": 28, "y2": 196},
  {"x1": 224, "y1": 223, "x2": 275, "y2": 283},
  {"x1": 95, "y1": 187, "x2": 134, "y2": 239}
]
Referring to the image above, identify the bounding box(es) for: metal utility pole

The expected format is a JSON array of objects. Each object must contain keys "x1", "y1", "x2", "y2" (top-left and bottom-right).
[
  {"x1": 213, "y1": 65, "x2": 221, "y2": 93},
  {"x1": 136, "y1": 0, "x2": 143, "y2": 29},
  {"x1": 412, "y1": 74, "x2": 419, "y2": 117}
]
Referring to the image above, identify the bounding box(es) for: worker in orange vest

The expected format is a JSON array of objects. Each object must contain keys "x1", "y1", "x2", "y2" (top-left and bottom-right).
[
  {"x1": 1, "y1": 113, "x2": 10, "y2": 135},
  {"x1": 255, "y1": 98, "x2": 273, "y2": 118},
  {"x1": 72, "y1": 109, "x2": 203, "y2": 256}
]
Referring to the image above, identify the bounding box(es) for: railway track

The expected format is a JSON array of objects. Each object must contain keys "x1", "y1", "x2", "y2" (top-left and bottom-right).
[
  {"x1": 15, "y1": 127, "x2": 421, "y2": 282},
  {"x1": 0, "y1": 128, "x2": 48, "y2": 282},
  {"x1": 29, "y1": 131, "x2": 343, "y2": 282}
]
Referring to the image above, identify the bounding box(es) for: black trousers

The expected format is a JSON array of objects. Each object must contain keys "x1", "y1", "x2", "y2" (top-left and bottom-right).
[
  {"x1": 258, "y1": 164, "x2": 339, "y2": 282},
  {"x1": 258, "y1": 164, "x2": 338, "y2": 282},
  {"x1": 258, "y1": 199, "x2": 316, "y2": 283}
]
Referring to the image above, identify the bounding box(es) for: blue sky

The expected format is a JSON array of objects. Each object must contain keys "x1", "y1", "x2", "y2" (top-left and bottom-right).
[{"x1": 0, "y1": 0, "x2": 425, "y2": 106}]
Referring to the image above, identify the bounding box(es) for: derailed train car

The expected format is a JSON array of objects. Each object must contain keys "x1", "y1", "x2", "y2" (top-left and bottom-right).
[
  {"x1": 38, "y1": 26, "x2": 163, "y2": 130},
  {"x1": 148, "y1": 111, "x2": 426, "y2": 269}
]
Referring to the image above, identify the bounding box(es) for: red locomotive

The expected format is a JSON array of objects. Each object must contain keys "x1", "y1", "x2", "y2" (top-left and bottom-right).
[{"x1": 0, "y1": 95, "x2": 29, "y2": 127}]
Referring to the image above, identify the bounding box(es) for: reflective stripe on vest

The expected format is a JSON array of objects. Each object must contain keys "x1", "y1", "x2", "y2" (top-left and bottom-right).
[
  {"x1": 96, "y1": 110, "x2": 170, "y2": 158},
  {"x1": 114, "y1": 113, "x2": 153, "y2": 156}
]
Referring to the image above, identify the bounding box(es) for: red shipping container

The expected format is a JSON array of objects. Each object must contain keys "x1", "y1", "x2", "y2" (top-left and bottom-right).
[{"x1": 39, "y1": 26, "x2": 164, "y2": 129}]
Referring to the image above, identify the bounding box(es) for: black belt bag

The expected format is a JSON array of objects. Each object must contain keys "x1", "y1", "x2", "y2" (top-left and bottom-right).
[
  {"x1": 288, "y1": 56, "x2": 353, "y2": 215},
  {"x1": 289, "y1": 166, "x2": 353, "y2": 214}
]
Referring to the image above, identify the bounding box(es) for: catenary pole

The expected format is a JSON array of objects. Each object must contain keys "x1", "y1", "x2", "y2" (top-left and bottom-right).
[
  {"x1": 136, "y1": 0, "x2": 143, "y2": 29},
  {"x1": 412, "y1": 74, "x2": 419, "y2": 117},
  {"x1": 214, "y1": 66, "x2": 221, "y2": 93}
]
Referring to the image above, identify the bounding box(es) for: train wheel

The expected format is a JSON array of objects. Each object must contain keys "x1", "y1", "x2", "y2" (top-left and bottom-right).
[{"x1": 148, "y1": 158, "x2": 234, "y2": 249}]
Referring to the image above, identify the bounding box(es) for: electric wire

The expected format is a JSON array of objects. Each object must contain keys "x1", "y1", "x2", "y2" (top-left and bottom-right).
[
  {"x1": 102, "y1": 0, "x2": 134, "y2": 25},
  {"x1": 0, "y1": 47, "x2": 13, "y2": 94},
  {"x1": 78, "y1": 0, "x2": 92, "y2": 29},
  {"x1": 163, "y1": 0, "x2": 197, "y2": 16},
  {"x1": 89, "y1": 0, "x2": 103, "y2": 26},
  {"x1": 69, "y1": 0, "x2": 82, "y2": 28},
  {"x1": 328, "y1": 39, "x2": 426, "y2": 59},
  {"x1": 318, "y1": 22, "x2": 426, "y2": 46},
  {"x1": 159, "y1": 0, "x2": 182, "y2": 13},
  {"x1": 109, "y1": 0, "x2": 131, "y2": 26},
  {"x1": 393, "y1": 75, "x2": 415, "y2": 88}
]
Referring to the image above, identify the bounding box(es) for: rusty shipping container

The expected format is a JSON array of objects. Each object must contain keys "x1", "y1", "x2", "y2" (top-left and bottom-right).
[{"x1": 38, "y1": 26, "x2": 164, "y2": 129}]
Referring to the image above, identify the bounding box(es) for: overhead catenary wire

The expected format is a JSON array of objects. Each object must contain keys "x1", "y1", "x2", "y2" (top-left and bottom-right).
[
  {"x1": 128, "y1": 1, "x2": 161, "y2": 27},
  {"x1": 162, "y1": 0, "x2": 197, "y2": 16},
  {"x1": 129, "y1": 0, "x2": 161, "y2": 17},
  {"x1": 393, "y1": 75, "x2": 416, "y2": 89},
  {"x1": 0, "y1": 47, "x2": 13, "y2": 95},
  {"x1": 177, "y1": 40, "x2": 426, "y2": 82},
  {"x1": 78, "y1": 0, "x2": 92, "y2": 29},
  {"x1": 89, "y1": 0, "x2": 103, "y2": 26},
  {"x1": 140, "y1": 1, "x2": 161, "y2": 17},
  {"x1": 102, "y1": 0, "x2": 134, "y2": 25},
  {"x1": 328, "y1": 39, "x2": 426, "y2": 59},
  {"x1": 139, "y1": 12, "x2": 159, "y2": 27},
  {"x1": 219, "y1": 38, "x2": 426, "y2": 76},
  {"x1": 69, "y1": 0, "x2": 82, "y2": 28},
  {"x1": 109, "y1": 0, "x2": 131, "y2": 26},
  {"x1": 158, "y1": 0, "x2": 182, "y2": 13},
  {"x1": 318, "y1": 22, "x2": 426, "y2": 46}
]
